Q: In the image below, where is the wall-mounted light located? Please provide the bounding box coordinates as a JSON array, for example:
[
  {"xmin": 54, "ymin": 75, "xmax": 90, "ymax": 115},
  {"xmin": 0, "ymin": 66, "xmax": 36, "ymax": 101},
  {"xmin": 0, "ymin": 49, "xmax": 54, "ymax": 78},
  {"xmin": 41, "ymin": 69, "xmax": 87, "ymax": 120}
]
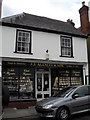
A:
[{"xmin": 45, "ymin": 50, "xmax": 49, "ymax": 60}]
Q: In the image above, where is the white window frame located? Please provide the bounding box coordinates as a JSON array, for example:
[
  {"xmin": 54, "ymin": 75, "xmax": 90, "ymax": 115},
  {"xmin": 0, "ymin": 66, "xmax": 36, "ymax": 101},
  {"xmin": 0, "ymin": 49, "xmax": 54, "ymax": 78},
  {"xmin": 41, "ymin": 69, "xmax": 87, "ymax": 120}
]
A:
[
  {"xmin": 16, "ymin": 30, "xmax": 31, "ymax": 54},
  {"xmin": 61, "ymin": 36, "xmax": 73, "ymax": 57}
]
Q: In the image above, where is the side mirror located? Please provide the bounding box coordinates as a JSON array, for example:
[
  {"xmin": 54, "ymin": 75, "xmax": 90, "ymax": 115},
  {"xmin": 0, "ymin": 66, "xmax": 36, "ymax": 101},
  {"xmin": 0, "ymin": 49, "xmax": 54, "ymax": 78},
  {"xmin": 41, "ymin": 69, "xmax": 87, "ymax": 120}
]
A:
[{"xmin": 72, "ymin": 93, "xmax": 79, "ymax": 99}]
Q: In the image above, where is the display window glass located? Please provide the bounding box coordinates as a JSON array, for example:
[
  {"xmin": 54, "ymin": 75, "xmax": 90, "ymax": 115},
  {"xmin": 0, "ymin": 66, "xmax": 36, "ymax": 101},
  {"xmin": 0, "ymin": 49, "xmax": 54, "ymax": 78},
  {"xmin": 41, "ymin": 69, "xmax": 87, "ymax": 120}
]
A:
[
  {"xmin": 51, "ymin": 67, "xmax": 83, "ymax": 96},
  {"xmin": 2, "ymin": 65, "xmax": 35, "ymax": 100}
]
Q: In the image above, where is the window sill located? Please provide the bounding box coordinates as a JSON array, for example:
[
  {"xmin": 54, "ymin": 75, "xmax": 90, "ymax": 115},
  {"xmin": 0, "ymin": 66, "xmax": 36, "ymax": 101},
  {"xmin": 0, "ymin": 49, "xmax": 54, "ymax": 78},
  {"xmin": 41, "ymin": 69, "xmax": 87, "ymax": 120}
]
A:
[
  {"xmin": 59, "ymin": 55, "xmax": 74, "ymax": 58},
  {"xmin": 14, "ymin": 51, "xmax": 33, "ymax": 55}
]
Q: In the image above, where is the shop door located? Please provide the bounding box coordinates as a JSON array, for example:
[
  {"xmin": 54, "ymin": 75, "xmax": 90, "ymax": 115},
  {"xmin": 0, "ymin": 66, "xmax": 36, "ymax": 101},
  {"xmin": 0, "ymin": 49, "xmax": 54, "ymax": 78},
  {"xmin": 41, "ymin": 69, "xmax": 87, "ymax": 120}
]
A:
[{"xmin": 35, "ymin": 72, "xmax": 51, "ymax": 100}]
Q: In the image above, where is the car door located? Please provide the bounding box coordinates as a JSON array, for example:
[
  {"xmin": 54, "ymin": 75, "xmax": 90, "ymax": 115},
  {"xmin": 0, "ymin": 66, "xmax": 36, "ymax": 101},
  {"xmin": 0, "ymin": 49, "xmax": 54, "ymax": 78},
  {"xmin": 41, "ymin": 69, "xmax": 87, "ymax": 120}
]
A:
[{"xmin": 70, "ymin": 86, "xmax": 88, "ymax": 114}]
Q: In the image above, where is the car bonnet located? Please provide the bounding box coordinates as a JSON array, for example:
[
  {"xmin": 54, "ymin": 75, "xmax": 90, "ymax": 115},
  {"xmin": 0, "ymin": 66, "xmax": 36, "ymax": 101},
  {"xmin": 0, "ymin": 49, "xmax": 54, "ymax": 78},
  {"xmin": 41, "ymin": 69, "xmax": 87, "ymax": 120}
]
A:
[{"xmin": 36, "ymin": 97, "xmax": 64, "ymax": 107}]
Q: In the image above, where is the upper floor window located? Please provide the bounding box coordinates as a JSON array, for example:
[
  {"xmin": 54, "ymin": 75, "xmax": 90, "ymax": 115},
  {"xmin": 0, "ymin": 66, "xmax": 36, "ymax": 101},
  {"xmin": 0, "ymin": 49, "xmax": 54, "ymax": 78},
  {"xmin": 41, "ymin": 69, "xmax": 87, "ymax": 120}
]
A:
[
  {"xmin": 16, "ymin": 30, "xmax": 31, "ymax": 54},
  {"xmin": 60, "ymin": 36, "xmax": 73, "ymax": 57}
]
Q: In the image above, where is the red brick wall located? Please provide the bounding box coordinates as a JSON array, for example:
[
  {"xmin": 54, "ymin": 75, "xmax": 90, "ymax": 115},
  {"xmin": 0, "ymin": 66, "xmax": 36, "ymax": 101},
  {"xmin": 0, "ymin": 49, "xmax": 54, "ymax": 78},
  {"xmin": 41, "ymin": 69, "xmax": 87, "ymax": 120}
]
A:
[
  {"xmin": 79, "ymin": 5, "xmax": 89, "ymax": 34},
  {"xmin": 0, "ymin": 3, "xmax": 1, "ymax": 18},
  {"xmin": 0, "ymin": 0, "xmax": 2, "ymax": 18},
  {"xmin": 4, "ymin": 100, "xmax": 37, "ymax": 108}
]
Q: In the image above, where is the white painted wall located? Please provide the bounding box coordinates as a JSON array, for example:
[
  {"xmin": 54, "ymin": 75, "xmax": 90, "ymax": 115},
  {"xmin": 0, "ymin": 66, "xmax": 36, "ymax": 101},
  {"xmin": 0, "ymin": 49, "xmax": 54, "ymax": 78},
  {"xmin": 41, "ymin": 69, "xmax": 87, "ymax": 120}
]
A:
[
  {"xmin": 1, "ymin": 26, "xmax": 88, "ymax": 63},
  {"xmin": 0, "ymin": 26, "xmax": 2, "ymax": 57},
  {"xmin": 0, "ymin": 26, "xmax": 2, "ymax": 78}
]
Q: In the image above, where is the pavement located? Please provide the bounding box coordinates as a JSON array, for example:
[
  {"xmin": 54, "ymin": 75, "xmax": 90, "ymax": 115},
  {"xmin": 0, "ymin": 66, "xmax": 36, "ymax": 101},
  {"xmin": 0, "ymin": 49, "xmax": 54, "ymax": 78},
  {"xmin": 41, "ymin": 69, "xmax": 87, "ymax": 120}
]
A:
[
  {"xmin": 2, "ymin": 107, "xmax": 90, "ymax": 120},
  {"xmin": 2, "ymin": 106, "xmax": 39, "ymax": 119}
]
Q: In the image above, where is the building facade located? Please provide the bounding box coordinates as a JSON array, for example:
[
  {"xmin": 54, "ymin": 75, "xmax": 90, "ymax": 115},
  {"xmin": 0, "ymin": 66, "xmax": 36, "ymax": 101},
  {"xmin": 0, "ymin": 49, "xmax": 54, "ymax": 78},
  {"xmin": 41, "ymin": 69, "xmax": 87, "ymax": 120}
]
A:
[{"xmin": 0, "ymin": 13, "xmax": 88, "ymax": 107}]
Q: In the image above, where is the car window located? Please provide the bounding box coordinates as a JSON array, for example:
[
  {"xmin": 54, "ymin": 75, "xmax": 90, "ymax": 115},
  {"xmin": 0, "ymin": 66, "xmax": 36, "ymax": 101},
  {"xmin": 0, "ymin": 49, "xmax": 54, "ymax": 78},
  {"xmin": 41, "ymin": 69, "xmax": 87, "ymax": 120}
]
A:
[
  {"xmin": 74, "ymin": 86, "xmax": 88, "ymax": 97},
  {"xmin": 53, "ymin": 87, "xmax": 76, "ymax": 97}
]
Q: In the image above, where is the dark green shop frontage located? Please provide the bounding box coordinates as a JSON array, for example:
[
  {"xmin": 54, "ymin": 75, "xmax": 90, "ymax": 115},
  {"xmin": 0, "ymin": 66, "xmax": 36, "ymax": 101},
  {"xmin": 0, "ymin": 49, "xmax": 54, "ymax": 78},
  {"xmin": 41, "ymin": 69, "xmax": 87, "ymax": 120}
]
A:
[{"xmin": 2, "ymin": 61, "xmax": 83, "ymax": 107}]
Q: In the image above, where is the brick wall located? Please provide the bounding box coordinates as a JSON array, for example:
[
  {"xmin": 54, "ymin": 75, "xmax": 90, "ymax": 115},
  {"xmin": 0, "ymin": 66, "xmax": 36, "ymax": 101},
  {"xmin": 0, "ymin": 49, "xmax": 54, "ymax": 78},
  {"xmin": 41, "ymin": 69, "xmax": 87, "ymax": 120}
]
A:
[
  {"xmin": 3, "ymin": 100, "xmax": 37, "ymax": 108},
  {"xmin": 79, "ymin": 2, "xmax": 89, "ymax": 34}
]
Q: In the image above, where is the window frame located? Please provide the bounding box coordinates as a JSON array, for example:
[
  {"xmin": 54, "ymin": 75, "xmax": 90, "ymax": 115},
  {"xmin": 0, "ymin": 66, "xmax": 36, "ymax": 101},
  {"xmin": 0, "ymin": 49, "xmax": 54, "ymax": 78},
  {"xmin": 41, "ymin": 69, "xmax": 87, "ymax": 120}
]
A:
[
  {"xmin": 15, "ymin": 29, "xmax": 32, "ymax": 54},
  {"xmin": 60, "ymin": 36, "xmax": 73, "ymax": 58},
  {"xmin": 74, "ymin": 86, "xmax": 88, "ymax": 98}
]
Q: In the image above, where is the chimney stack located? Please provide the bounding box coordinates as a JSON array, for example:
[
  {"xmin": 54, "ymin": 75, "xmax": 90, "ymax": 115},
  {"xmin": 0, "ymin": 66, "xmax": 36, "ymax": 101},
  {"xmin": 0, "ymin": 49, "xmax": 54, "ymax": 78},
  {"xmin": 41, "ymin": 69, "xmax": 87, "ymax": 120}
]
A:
[
  {"xmin": 0, "ymin": 0, "xmax": 2, "ymax": 18},
  {"xmin": 67, "ymin": 19, "xmax": 75, "ymax": 27},
  {"xmin": 79, "ymin": 1, "xmax": 89, "ymax": 34}
]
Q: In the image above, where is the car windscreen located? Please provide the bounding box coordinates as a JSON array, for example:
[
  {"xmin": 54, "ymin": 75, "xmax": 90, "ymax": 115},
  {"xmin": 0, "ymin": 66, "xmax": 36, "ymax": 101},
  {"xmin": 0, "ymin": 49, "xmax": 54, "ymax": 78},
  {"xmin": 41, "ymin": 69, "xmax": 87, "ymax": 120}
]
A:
[{"xmin": 53, "ymin": 87, "xmax": 76, "ymax": 97}]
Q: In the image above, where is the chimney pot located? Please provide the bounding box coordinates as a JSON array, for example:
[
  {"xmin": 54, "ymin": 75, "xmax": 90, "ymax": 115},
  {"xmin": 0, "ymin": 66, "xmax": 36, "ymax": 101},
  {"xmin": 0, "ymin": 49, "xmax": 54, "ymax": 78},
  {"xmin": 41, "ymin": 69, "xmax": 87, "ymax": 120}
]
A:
[
  {"xmin": 82, "ymin": 1, "xmax": 85, "ymax": 7},
  {"xmin": 67, "ymin": 19, "xmax": 75, "ymax": 27}
]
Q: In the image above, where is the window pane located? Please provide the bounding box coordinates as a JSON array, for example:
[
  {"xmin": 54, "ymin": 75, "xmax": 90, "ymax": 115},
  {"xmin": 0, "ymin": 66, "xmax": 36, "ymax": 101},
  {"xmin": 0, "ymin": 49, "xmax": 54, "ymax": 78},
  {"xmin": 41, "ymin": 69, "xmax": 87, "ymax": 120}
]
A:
[
  {"xmin": 18, "ymin": 37, "xmax": 22, "ymax": 42},
  {"xmin": 75, "ymin": 86, "xmax": 88, "ymax": 97},
  {"xmin": 17, "ymin": 42, "xmax": 22, "ymax": 47},
  {"xmin": 22, "ymin": 37, "xmax": 26, "ymax": 42},
  {"xmin": 68, "ymin": 48, "xmax": 71, "ymax": 56},
  {"xmin": 61, "ymin": 36, "xmax": 72, "ymax": 57},
  {"xmin": 37, "ymin": 73, "xmax": 42, "ymax": 91},
  {"xmin": 25, "ymin": 47, "xmax": 29, "ymax": 52},
  {"xmin": 18, "ymin": 31, "xmax": 23, "ymax": 36},
  {"xmin": 16, "ymin": 30, "xmax": 31, "ymax": 53},
  {"xmin": 17, "ymin": 47, "xmax": 22, "ymax": 52},
  {"xmin": 44, "ymin": 74, "xmax": 49, "ymax": 91}
]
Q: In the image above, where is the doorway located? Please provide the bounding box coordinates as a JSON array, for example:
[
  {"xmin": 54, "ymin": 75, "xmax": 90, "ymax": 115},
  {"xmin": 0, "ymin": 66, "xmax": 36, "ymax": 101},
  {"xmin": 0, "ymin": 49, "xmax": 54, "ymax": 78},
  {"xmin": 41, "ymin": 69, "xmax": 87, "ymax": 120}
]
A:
[{"xmin": 35, "ymin": 71, "xmax": 51, "ymax": 100}]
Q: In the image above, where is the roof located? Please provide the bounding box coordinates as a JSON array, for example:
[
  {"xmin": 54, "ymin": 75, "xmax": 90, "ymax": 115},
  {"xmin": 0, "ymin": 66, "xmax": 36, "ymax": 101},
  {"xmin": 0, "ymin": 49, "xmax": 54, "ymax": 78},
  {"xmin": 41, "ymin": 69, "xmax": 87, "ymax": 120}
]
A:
[{"xmin": 1, "ymin": 12, "xmax": 86, "ymax": 38}]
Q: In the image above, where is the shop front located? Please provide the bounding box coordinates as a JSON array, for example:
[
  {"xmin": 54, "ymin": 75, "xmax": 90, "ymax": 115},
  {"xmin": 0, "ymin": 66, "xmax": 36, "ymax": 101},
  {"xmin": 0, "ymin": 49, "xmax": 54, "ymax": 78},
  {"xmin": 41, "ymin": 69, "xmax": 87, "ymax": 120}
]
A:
[{"xmin": 2, "ymin": 61, "xmax": 83, "ymax": 107}]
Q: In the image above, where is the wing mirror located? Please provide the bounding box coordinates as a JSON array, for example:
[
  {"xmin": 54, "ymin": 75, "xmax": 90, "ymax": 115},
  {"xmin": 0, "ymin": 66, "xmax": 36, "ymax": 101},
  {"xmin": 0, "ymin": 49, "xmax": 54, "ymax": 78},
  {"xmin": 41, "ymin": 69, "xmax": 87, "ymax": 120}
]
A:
[{"xmin": 72, "ymin": 93, "xmax": 79, "ymax": 99}]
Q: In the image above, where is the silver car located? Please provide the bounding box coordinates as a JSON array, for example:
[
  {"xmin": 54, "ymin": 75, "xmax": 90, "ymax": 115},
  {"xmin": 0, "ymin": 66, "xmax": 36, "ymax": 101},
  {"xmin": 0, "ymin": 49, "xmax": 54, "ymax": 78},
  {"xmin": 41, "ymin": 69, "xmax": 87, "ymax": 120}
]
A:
[{"xmin": 35, "ymin": 85, "xmax": 90, "ymax": 120}]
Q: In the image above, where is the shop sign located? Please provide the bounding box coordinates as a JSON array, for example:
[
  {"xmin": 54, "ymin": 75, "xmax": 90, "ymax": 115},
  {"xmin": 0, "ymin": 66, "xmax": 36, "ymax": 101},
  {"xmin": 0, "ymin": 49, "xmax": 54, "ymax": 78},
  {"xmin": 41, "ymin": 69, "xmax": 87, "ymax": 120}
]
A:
[{"xmin": 5, "ymin": 61, "xmax": 82, "ymax": 69}]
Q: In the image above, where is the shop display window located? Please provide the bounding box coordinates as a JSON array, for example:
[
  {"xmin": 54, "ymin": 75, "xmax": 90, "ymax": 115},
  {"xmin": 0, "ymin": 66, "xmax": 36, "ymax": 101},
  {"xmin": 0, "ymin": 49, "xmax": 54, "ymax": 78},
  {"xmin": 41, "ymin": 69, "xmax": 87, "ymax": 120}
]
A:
[
  {"xmin": 51, "ymin": 68, "xmax": 83, "ymax": 96},
  {"xmin": 2, "ymin": 66, "xmax": 34, "ymax": 100},
  {"xmin": 19, "ymin": 76, "xmax": 34, "ymax": 99}
]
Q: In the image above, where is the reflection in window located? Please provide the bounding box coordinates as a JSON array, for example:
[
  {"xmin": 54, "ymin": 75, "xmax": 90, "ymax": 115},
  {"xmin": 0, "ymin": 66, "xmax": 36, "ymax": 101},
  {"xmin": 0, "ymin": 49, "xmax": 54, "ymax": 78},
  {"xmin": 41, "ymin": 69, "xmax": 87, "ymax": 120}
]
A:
[
  {"xmin": 74, "ymin": 86, "xmax": 88, "ymax": 97},
  {"xmin": 19, "ymin": 76, "xmax": 33, "ymax": 99},
  {"xmin": 37, "ymin": 73, "xmax": 42, "ymax": 91},
  {"xmin": 44, "ymin": 74, "xmax": 49, "ymax": 91},
  {"xmin": 54, "ymin": 77, "xmax": 58, "ymax": 89},
  {"xmin": 51, "ymin": 68, "xmax": 83, "ymax": 96},
  {"xmin": 59, "ymin": 77, "xmax": 70, "ymax": 88},
  {"xmin": 52, "ymin": 77, "xmax": 59, "ymax": 96}
]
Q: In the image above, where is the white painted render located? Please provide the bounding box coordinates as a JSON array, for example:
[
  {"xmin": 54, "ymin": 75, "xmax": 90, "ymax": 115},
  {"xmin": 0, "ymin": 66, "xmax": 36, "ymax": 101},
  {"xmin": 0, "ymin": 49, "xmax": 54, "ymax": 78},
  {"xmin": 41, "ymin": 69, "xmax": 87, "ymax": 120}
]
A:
[
  {"xmin": 0, "ymin": 25, "xmax": 2, "ymax": 57},
  {"xmin": 0, "ymin": 26, "xmax": 2, "ymax": 78},
  {"xmin": 1, "ymin": 26, "xmax": 88, "ymax": 64}
]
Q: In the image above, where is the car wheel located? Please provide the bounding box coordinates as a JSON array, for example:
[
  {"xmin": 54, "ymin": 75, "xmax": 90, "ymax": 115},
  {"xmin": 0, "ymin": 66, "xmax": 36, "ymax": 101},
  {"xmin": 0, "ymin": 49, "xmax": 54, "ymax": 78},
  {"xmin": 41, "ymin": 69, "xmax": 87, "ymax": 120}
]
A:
[{"xmin": 56, "ymin": 107, "xmax": 69, "ymax": 120}]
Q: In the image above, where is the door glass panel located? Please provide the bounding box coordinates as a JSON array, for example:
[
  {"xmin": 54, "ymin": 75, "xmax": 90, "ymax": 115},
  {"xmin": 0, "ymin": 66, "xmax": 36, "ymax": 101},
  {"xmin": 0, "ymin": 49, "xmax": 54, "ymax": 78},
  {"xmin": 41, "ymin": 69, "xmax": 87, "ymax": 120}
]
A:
[
  {"xmin": 43, "ymin": 74, "xmax": 49, "ymax": 91},
  {"xmin": 37, "ymin": 73, "xmax": 42, "ymax": 91},
  {"xmin": 44, "ymin": 94, "xmax": 49, "ymax": 98},
  {"xmin": 37, "ymin": 93, "xmax": 42, "ymax": 98}
]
